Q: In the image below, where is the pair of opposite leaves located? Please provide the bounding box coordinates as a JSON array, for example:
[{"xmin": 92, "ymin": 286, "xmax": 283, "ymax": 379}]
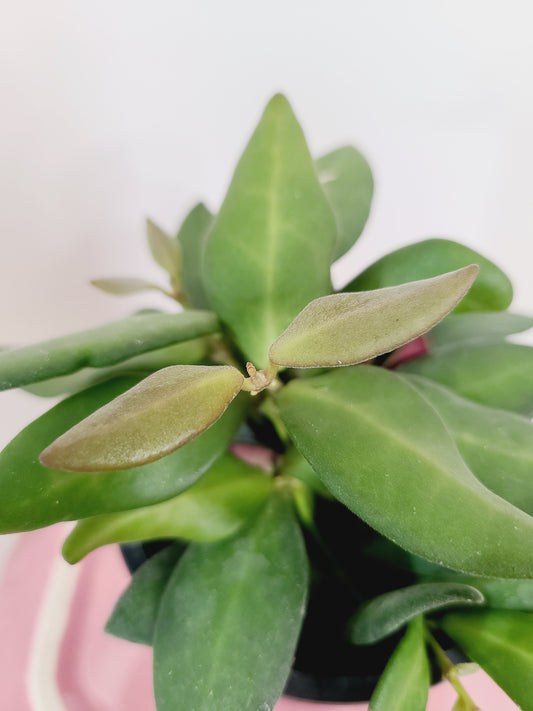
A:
[{"xmin": 40, "ymin": 265, "xmax": 478, "ymax": 473}]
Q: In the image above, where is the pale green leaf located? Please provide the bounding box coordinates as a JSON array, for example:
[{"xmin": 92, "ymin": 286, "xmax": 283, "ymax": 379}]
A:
[
  {"xmin": 146, "ymin": 218, "xmax": 181, "ymax": 283},
  {"xmin": 269, "ymin": 266, "xmax": 478, "ymax": 368},
  {"xmin": 91, "ymin": 277, "xmax": 167, "ymax": 296},
  {"xmin": 429, "ymin": 311, "xmax": 533, "ymax": 348},
  {"xmin": 40, "ymin": 365, "xmax": 244, "ymax": 471},
  {"xmin": 177, "ymin": 203, "xmax": 214, "ymax": 309}
]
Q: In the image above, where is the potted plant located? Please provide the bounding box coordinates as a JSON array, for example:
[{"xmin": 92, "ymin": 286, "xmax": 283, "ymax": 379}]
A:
[{"xmin": 1, "ymin": 94, "xmax": 533, "ymax": 711}]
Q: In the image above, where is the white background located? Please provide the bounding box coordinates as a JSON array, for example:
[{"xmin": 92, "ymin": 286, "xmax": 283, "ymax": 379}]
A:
[{"xmin": 1, "ymin": 0, "xmax": 533, "ymax": 447}]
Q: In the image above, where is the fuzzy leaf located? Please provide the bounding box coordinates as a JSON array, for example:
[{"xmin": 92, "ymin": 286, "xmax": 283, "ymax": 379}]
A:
[
  {"xmin": 441, "ymin": 610, "xmax": 533, "ymax": 710},
  {"xmin": 349, "ymin": 582, "xmax": 484, "ymax": 645},
  {"xmin": 399, "ymin": 343, "xmax": 533, "ymax": 415},
  {"xmin": 153, "ymin": 491, "xmax": 309, "ymax": 711},
  {"xmin": 146, "ymin": 219, "xmax": 181, "ymax": 283},
  {"xmin": 316, "ymin": 145, "xmax": 373, "ymax": 260},
  {"xmin": 40, "ymin": 365, "xmax": 244, "ymax": 471},
  {"xmin": 91, "ymin": 277, "xmax": 167, "ymax": 296},
  {"xmin": 204, "ymin": 94, "xmax": 337, "ymax": 367},
  {"xmin": 269, "ymin": 266, "xmax": 478, "ymax": 368},
  {"xmin": 0, "ymin": 378, "xmax": 246, "ymax": 532},
  {"xmin": 0, "ymin": 310, "xmax": 219, "ymax": 391},
  {"xmin": 63, "ymin": 454, "xmax": 273, "ymax": 562},
  {"xmin": 177, "ymin": 203, "xmax": 214, "ymax": 309},
  {"xmin": 277, "ymin": 366, "xmax": 533, "ymax": 578},
  {"xmin": 106, "ymin": 542, "xmax": 186, "ymax": 645},
  {"xmin": 428, "ymin": 311, "xmax": 533, "ymax": 348},
  {"xmin": 369, "ymin": 617, "xmax": 430, "ymax": 711}
]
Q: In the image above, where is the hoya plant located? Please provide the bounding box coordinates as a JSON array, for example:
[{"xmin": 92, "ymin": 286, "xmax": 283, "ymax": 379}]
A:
[{"xmin": 2, "ymin": 95, "xmax": 533, "ymax": 711}]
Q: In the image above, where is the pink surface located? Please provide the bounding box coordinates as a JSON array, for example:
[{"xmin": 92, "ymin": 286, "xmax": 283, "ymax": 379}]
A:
[{"xmin": 0, "ymin": 527, "xmax": 520, "ymax": 710}]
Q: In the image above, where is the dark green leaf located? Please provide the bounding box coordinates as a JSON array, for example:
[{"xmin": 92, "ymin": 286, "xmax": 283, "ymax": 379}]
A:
[
  {"xmin": 316, "ymin": 146, "xmax": 373, "ymax": 260},
  {"xmin": 345, "ymin": 238, "xmax": 512, "ymax": 313},
  {"xmin": 369, "ymin": 617, "xmax": 430, "ymax": 711},
  {"xmin": 153, "ymin": 491, "xmax": 309, "ymax": 711},
  {"xmin": 0, "ymin": 378, "xmax": 246, "ymax": 532},
  {"xmin": 441, "ymin": 610, "xmax": 533, "ymax": 710},
  {"xmin": 399, "ymin": 343, "xmax": 533, "ymax": 415},
  {"xmin": 349, "ymin": 583, "xmax": 484, "ymax": 645},
  {"xmin": 277, "ymin": 366, "xmax": 533, "ymax": 577},
  {"xmin": 177, "ymin": 203, "xmax": 214, "ymax": 309},
  {"xmin": 106, "ymin": 542, "xmax": 186, "ymax": 645},
  {"xmin": 0, "ymin": 310, "xmax": 219, "ymax": 391},
  {"xmin": 428, "ymin": 311, "xmax": 533, "ymax": 348},
  {"xmin": 204, "ymin": 94, "xmax": 337, "ymax": 367},
  {"xmin": 63, "ymin": 454, "xmax": 273, "ymax": 562}
]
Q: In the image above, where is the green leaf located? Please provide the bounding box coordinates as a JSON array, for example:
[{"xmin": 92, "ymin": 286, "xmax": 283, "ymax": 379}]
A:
[
  {"xmin": 204, "ymin": 94, "xmax": 337, "ymax": 367},
  {"xmin": 269, "ymin": 266, "xmax": 478, "ymax": 368},
  {"xmin": 40, "ymin": 365, "xmax": 244, "ymax": 471},
  {"xmin": 281, "ymin": 446, "xmax": 333, "ymax": 499},
  {"xmin": 0, "ymin": 377, "xmax": 246, "ymax": 532},
  {"xmin": 106, "ymin": 542, "xmax": 186, "ymax": 645},
  {"xmin": 146, "ymin": 218, "xmax": 181, "ymax": 286},
  {"xmin": 428, "ymin": 311, "xmax": 533, "ymax": 348},
  {"xmin": 399, "ymin": 343, "xmax": 533, "ymax": 415},
  {"xmin": 153, "ymin": 490, "xmax": 309, "ymax": 711},
  {"xmin": 349, "ymin": 583, "xmax": 484, "ymax": 645},
  {"xmin": 369, "ymin": 617, "xmax": 430, "ymax": 711},
  {"xmin": 177, "ymin": 203, "xmax": 214, "ymax": 309},
  {"xmin": 441, "ymin": 610, "xmax": 533, "ymax": 710},
  {"xmin": 316, "ymin": 145, "xmax": 373, "ymax": 260},
  {"xmin": 0, "ymin": 310, "xmax": 219, "ymax": 391},
  {"xmin": 91, "ymin": 277, "xmax": 167, "ymax": 296},
  {"xmin": 277, "ymin": 366, "xmax": 533, "ymax": 577},
  {"xmin": 345, "ymin": 238, "xmax": 513, "ymax": 313},
  {"xmin": 406, "ymin": 375, "xmax": 533, "ymax": 515},
  {"xmin": 62, "ymin": 454, "xmax": 273, "ymax": 563}
]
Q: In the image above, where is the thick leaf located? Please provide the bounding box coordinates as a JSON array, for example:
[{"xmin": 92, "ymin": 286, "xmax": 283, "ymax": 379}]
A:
[
  {"xmin": 40, "ymin": 365, "xmax": 244, "ymax": 471},
  {"xmin": 153, "ymin": 491, "xmax": 309, "ymax": 711},
  {"xmin": 146, "ymin": 218, "xmax": 181, "ymax": 286},
  {"xmin": 204, "ymin": 94, "xmax": 337, "ymax": 367},
  {"xmin": 91, "ymin": 277, "xmax": 167, "ymax": 296},
  {"xmin": 0, "ymin": 377, "xmax": 245, "ymax": 532},
  {"xmin": 269, "ymin": 266, "xmax": 478, "ymax": 368},
  {"xmin": 316, "ymin": 146, "xmax": 373, "ymax": 260},
  {"xmin": 428, "ymin": 311, "xmax": 533, "ymax": 348},
  {"xmin": 369, "ymin": 617, "xmax": 430, "ymax": 711},
  {"xmin": 406, "ymin": 375, "xmax": 533, "ymax": 515},
  {"xmin": 0, "ymin": 310, "xmax": 219, "ymax": 391},
  {"xmin": 399, "ymin": 343, "xmax": 533, "ymax": 415},
  {"xmin": 106, "ymin": 542, "xmax": 186, "ymax": 645},
  {"xmin": 177, "ymin": 203, "xmax": 214, "ymax": 309},
  {"xmin": 345, "ymin": 238, "xmax": 513, "ymax": 313},
  {"xmin": 63, "ymin": 454, "xmax": 273, "ymax": 562},
  {"xmin": 277, "ymin": 366, "xmax": 533, "ymax": 577},
  {"xmin": 349, "ymin": 583, "xmax": 484, "ymax": 645},
  {"xmin": 441, "ymin": 610, "xmax": 533, "ymax": 710},
  {"xmin": 281, "ymin": 446, "xmax": 333, "ymax": 499}
]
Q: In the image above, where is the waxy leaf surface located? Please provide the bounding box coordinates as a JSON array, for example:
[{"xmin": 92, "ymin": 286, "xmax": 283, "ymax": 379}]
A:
[
  {"xmin": 441, "ymin": 610, "xmax": 533, "ymax": 710},
  {"xmin": 0, "ymin": 377, "xmax": 245, "ymax": 532},
  {"xmin": 369, "ymin": 617, "xmax": 429, "ymax": 711},
  {"xmin": 346, "ymin": 238, "xmax": 512, "ymax": 312},
  {"xmin": 269, "ymin": 266, "xmax": 478, "ymax": 368},
  {"xmin": 277, "ymin": 366, "xmax": 533, "ymax": 577},
  {"xmin": 177, "ymin": 203, "xmax": 214, "ymax": 309},
  {"xmin": 0, "ymin": 310, "xmax": 218, "ymax": 391},
  {"xmin": 106, "ymin": 542, "xmax": 186, "ymax": 645},
  {"xmin": 399, "ymin": 342, "xmax": 533, "ymax": 415},
  {"xmin": 428, "ymin": 311, "xmax": 533, "ymax": 348},
  {"xmin": 63, "ymin": 454, "xmax": 273, "ymax": 562},
  {"xmin": 40, "ymin": 365, "xmax": 244, "ymax": 471},
  {"xmin": 204, "ymin": 94, "xmax": 337, "ymax": 367},
  {"xmin": 349, "ymin": 582, "xmax": 484, "ymax": 645},
  {"xmin": 316, "ymin": 146, "xmax": 373, "ymax": 260},
  {"xmin": 153, "ymin": 492, "xmax": 309, "ymax": 711}
]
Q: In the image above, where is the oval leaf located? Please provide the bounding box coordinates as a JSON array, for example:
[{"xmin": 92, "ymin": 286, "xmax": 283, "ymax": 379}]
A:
[
  {"xmin": 345, "ymin": 238, "xmax": 512, "ymax": 313},
  {"xmin": 399, "ymin": 342, "xmax": 533, "ymax": 416},
  {"xmin": 153, "ymin": 491, "xmax": 309, "ymax": 711},
  {"xmin": 91, "ymin": 277, "xmax": 167, "ymax": 296},
  {"xmin": 0, "ymin": 310, "xmax": 219, "ymax": 391},
  {"xmin": 204, "ymin": 94, "xmax": 337, "ymax": 367},
  {"xmin": 369, "ymin": 617, "xmax": 430, "ymax": 711},
  {"xmin": 0, "ymin": 378, "xmax": 246, "ymax": 532},
  {"xmin": 40, "ymin": 365, "xmax": 244, "ymax": 471},
  {"xmin": 177, "ymin": 203, "xmax": 214, "ymax": 309},
  {"xmin": 428, "ymin": 311, "xmax": 533, "ymax": 348},
  {"xmin": 277, "ymin": 366, "xmax": 533, "ymax": 578},
  {"xmin": 316, "ymin": 145, "xmax": 373, "ymax": 260},
  {"xmin": 441, "ymin": 610, "xmax": 533, "ymax": 710},
  {"xmin": 146, "ymin": 218, "xmax": 181, "ymax": 283},
  {"xmin": 62, "ymin": 454, "xmax": 273, "ymax": 562},
  {"xmin": 349, "ymin": 583, "xmax": 484, "ymax": 645},
  {"xmin": 269, "ymin": 266, "xmax": 478, "ymax": 368}
]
